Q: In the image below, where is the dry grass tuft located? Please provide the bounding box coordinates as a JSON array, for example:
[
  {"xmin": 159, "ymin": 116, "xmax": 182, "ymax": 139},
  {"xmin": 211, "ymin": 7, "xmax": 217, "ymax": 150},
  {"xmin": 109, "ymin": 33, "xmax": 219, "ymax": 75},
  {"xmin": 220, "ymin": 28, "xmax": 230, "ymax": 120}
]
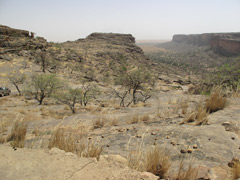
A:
[
  {"xmin": 128, "ymin": 146, "xmax": 171, "ymax": 178},
  {"xmin": 140, "ymin": 114, "xmax": 151, "ymax": 123},
  {"xmin": 181, "ymin": 102, "xmax": 208, "ymax": 126},
  {"xmin": 93, "ymin": 116, "xmax": 107, "ymax": 129},
  {"xmin": 48, "ymin": 128, "xmax": 102, "ymax": 160},
  {"xmin": 109, "ymin": 118, "xmax": 119, "ymax": 126},
  {"xmin": 128, "ymin": 114, "xmax": 151, "ymax": 124},
  {"xmin": 206, "ymin": 88, "xmax": 226, "ymax": 113},
  {"xmin": 174, "ymin": 159, "xmax": 198, "ymax": 180},
  {"xmin": 194, "ymin": 105, "xmax": 209, "ymax": 126},
  {"xmin": 128, "ymin": 114, "xmax": 139, "ymax": 124},
  {"xmin": 84, "ymin": 141, "xmax": 103, "ymax": 161},
  {"xmin": 144, "ymin": 146, "xmax": 171, "ymax": 178},
  {"xmin": 7, "ymin": 121, "xmax": 27, "ymax": 148},
  {"xmin": 229, "ymin": 158, "xmax": 240, "ymax": 179},
  {"xmin": 0, "ymin": 137, "xmax": 5, "ymax": 144}
]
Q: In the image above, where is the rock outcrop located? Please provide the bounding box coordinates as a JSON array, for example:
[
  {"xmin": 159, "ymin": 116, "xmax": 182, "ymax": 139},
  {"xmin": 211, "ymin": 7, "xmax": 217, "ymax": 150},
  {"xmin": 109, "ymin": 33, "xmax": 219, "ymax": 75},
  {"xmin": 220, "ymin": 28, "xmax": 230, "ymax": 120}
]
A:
[
  {"xmin": 0, "ymin": 25, "xmax": 48, "ymax": 54},
  {"xmin": 172, "ymin": 33, "xmax": 240, "ymax": 56}
]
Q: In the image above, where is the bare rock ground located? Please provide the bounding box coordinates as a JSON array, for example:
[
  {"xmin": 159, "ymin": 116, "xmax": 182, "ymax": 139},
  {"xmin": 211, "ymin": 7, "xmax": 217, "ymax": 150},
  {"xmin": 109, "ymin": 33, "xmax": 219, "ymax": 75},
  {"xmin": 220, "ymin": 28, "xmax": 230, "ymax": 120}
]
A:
[{"xmin": 0, "ymin": 144, "xmax": 158, "ymax": 180}]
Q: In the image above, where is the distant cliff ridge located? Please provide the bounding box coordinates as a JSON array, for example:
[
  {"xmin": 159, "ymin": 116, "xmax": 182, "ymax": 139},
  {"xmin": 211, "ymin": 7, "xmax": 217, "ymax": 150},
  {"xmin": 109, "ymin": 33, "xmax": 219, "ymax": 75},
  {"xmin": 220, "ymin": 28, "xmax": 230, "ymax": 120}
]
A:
[{"xmin": 172, "ymin": 33, "xmax": 240, "ymax": 56}]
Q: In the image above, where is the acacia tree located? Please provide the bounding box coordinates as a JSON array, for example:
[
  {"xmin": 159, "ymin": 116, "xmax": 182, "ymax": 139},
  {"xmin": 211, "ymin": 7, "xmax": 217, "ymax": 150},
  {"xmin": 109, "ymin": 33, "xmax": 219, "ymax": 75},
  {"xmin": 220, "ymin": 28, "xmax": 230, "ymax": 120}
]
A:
[
  {"xmin": 54, "ymin": 88, "xmax": 82, "ymax": 114},
  {"xmin": 8, "ymin": 71, "xmax": 26, "ymax": 95},
  {"xmin": 31, "ymin": 74, "xmax": 61, "ymax": 105},
  {"xmin": 113, "ymin": 68, "xmax": 155, "ymax": 107}
]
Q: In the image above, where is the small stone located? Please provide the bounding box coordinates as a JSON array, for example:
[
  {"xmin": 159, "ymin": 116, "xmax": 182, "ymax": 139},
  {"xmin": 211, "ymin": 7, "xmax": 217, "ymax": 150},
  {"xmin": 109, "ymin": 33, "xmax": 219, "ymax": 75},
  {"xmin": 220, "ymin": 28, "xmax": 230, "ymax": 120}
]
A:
[
  {"xmin": 170, "ymin": 140, "xmax": 175, "ymax": 145},
  {"xmin": 166, "ymin": 136, "xmax": 169, "ymax": 139},
  {"xmin": 88, "ymin": 137, "xmax": 92, "ymax": 140},
  {"xmin": 222, "ymin": 122, "xmax": 230, "ymax": 126},
  {"xmin": 151, "ymin": 132, "xmax": 156, "ymax": 135},
  {"xmin": 231, "ymin": 137, "xmax": 235, "ymax": 140},
  {"xmin": 107, "ymin": 145, "xmax": 110, "ymax": 147},
  {"xmin": 180, "ymin": 149, "xmax": 187, "ymax": 153},
  {"xmin": 101, "ymin": 135, "xmax": 104, "ymax": 138},
  {"xmin": 193, "ymin": 145, "xmax": 198, "ymax": 149},
  {"xmin": 187, "ymin": 149, "xmax": 193, "ymax": 153},
  {"xmin": 136, "ymin": 135, "xmax": 142, "ymax": 138}
]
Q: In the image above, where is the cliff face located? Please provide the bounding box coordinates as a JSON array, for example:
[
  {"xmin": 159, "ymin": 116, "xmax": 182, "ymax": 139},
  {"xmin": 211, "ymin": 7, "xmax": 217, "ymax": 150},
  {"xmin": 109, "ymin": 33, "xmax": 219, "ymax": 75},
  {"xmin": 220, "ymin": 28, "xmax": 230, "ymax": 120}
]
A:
[
  {"xmin": 211, "ymin": 36, "xmax": 240, "ymax": 56},
  {"xmin": 0, "ymin": 25, "xmax": 47, "ymax": 53},
  {"xmin": 172, "ymin": 34, "xmax": 213, "ymax": 46},
  {"xmin": 172, "ymin": 33, "xmax": 240, "ymax": 56}
]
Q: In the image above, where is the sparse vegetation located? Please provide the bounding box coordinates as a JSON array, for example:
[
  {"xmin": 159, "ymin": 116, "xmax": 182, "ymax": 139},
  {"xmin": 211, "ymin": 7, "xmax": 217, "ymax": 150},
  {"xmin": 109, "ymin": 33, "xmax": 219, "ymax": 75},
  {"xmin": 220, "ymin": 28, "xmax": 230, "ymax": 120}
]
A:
[
  {"xmin": 54, "ymin": 88, "xmax": 82, "ymax": 114},
  {"xmin": 28, "ymin": 74, "xmax": 62, "ymax": 105},
  {"xmin": 7, "ymin": 121, "xmax": 27, "ymax": 148},
  {"xmin": 8, "ymin": 71, "xmax": 26, "ymax": 95},
  {"xmin": 231, "ymin": 160, "xmax": 240, "ymax": 179},
  {"xmin": 174, "ymin": 158, "xmax": 198, "ymax": 180},
  {"xmin": 48, "ymin": 128, "xmax": 102, "ymax": 160},
  {"xmin": 128, "ymin": 145, "xmax": 171, "ymax": 178},
  {"xmin": 113, "ymin": 68, "xmax": 155, "ymax": 107},
  {"xmin": 181, "ymin": 101, "xmax": 209, "ymax": 126},
  {"xmin": 206, "ymin": 87, "xmax": 227, "ymax": 113}
]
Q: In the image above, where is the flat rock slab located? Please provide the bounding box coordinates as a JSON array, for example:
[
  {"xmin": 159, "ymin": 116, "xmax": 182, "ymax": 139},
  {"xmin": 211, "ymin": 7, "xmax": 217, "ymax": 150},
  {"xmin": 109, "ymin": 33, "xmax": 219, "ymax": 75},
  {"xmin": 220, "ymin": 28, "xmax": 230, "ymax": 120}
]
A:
[{"xmin": 0, "ymin": 145, "xmax": 158, "ymax": 180}]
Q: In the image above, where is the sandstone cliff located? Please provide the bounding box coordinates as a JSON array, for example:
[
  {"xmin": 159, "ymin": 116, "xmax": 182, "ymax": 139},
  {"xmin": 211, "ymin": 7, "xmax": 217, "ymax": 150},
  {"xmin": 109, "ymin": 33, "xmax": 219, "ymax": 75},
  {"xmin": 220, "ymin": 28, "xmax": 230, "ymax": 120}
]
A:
[{"xmin": 172, "ymin": 33, "xmax": 240, "ymax": 56}]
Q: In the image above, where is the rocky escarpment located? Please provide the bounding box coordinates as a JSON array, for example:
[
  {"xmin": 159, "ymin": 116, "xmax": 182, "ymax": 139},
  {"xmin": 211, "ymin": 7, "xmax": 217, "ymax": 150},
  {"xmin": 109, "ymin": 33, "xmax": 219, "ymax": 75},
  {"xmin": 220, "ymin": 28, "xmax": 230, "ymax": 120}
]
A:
[
  {"xmin": 0, "ymin": 25, "xmax": 48, "ymax": 51},
  {"xmin": 0, "ymin": 25, "xmax": 48, "ymax": 61},
  {"xmin": 172, "ymin": 33, "xmax": 240, "ymax": 56}
]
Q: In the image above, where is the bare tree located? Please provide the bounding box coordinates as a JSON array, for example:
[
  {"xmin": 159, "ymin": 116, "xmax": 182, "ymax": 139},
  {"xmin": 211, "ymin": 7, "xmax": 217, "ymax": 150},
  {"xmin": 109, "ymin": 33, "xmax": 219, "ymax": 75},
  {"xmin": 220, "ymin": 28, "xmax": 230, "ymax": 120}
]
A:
[{"xmin": 8, "ymin": 71, "xmax": 26, "ymax": 95}]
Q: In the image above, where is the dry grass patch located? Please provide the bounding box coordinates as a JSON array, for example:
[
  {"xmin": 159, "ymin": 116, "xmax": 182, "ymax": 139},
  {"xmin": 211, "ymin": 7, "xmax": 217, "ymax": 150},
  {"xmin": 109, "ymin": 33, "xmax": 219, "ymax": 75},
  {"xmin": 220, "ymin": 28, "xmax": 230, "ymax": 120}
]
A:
[
  {"xmin": 128, "ymin": 114, "xmax": 139, "ymax": 124},
  {"xmin": 174, "ymin": 159, "xmax": 198, "ymax": 180},
  {"xmin": 206, "ymin": 88, "xmax": 227, "ymax": 113},
  {"xmin": 229, "ymin": 158, "xmax": 240, "ymax": 179},
  {"xmin": 7, "ymin": 121, "xmax": 27, "ymax": 148},
  {"xmin": 93, "ymin": 116, "xmax": 107, "ymax": 129},
  {"xmin": 181, "ymin": 103, "xmax": 208, "ymax": 126},
  {"xmin": 109, "ymin": 118, "xmax": 119, "ymax": 126},
  {"xmin": 140, "ymin": 114, "xmax": 151, "ymax": 123},
  {"xmin": 128, "ymin": 114, "xmax": 151, "ymax": 124},
  {"xmin": 128, "ymin": 146, "xmax": 171, "ymax": 179},
  {"xmin": 48, "ymin": 128, "xmax": 102, "ymax": 160}
]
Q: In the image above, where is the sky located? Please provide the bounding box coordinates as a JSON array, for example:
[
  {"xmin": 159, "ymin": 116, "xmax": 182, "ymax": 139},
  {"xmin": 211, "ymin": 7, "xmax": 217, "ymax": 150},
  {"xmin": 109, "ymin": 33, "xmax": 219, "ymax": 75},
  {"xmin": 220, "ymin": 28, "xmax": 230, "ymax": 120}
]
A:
[{"xmin": 0, "ymin": 0, "xmax": 240, "ymax": 42}]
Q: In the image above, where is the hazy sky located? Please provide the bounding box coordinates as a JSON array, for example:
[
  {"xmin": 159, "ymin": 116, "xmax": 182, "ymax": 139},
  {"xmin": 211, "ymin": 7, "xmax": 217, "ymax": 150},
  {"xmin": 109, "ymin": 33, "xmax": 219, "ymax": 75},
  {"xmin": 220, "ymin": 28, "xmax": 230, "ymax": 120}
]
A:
[{"xmin": 0, "ymin": 0, "xmax": 239, "ymax": 42}]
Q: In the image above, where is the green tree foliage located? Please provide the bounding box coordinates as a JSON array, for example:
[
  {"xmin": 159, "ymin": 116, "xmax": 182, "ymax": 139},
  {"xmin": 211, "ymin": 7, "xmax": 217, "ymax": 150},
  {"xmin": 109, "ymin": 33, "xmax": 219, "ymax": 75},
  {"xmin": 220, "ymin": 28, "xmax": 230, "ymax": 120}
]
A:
[
  {"xmin": 204, "ymin": 57, "xmax": 240, "ymax": 91},
  {"xmin": 54, "ymin": 83, "xmax": 99, "ymax": 113},
  {"xmin": 113, "ymin": 67, "xmax": 155, "ymax": 107},
  {"xmin": 54, "ymin": 88, "xmax": 82, "ymax": 114},
  {"xmin": 30, "ymin": 74, "xmax": 62, "ymax": 105}
]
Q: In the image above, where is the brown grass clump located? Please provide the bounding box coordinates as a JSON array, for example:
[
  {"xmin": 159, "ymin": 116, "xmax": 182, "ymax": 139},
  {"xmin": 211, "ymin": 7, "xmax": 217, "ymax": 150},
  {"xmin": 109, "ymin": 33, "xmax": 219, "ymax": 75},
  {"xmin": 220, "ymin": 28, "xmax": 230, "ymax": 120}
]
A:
[
  {"xmin": 0, "ymin": 137, "xmax": 5, "ymax": 144},
  {"xmin": 7, "ymin": 121, "xmax": 27, "ymax": 148},
  {"xmin": 84, "ymin": 141, "xmax": 102, "ymax": 161},
  {"xmin": 206, "ymin": 88, "xmax": 226, "ymax": 113},
  {"xmin": 174, "ymin": 159, "xmax": 198, "ymax": 180},
  {"xmin": 48, "ymin": 128, "xmax": 78, "ymax": 153},
  {"xmin": 144, "ymin": 146, "xmax": 171, "ymax": 178},
  {"xmin": 140, "ymin": 114, "xmax": 151, "ymax": 123},
  {"xmin": 48, "ymin": 128, "xmax": 102, "ymax": 160},
  {"xmin": 93, "ymin": 116, "xmax": 107, "ymax": 129},
  {"xmin": 229, "ymin": 158, "xmax": 240, "ymax": 179},
  {"xmin": 128, "ymin": 146, "xmax": 171, "ymax": 178},
  {"xmin": 180, "ymin": 103, "xmax": 208, "ymax": 126},
  {"xmin": 129, "ymin": 114, "xmax": 139, "ymax": 124}
]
